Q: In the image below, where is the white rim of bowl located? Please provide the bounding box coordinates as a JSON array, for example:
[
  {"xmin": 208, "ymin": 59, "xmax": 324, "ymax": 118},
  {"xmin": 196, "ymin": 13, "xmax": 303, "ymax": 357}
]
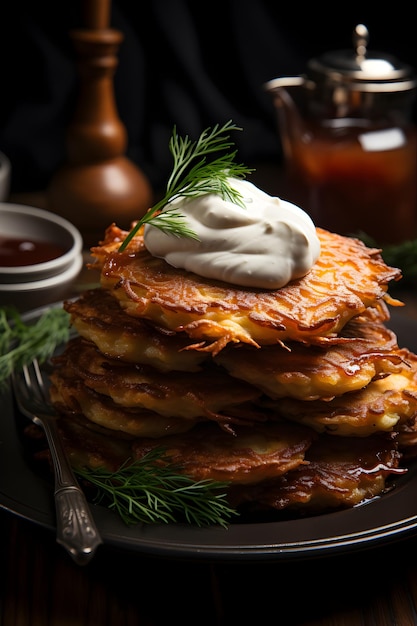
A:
[
  {"xmin": 0, "ymin": 204, "xmax": 83, "ymax": 276},
  {"xmin": 0, "ymin": 253, "xmax": 84, "ymax": 292}
]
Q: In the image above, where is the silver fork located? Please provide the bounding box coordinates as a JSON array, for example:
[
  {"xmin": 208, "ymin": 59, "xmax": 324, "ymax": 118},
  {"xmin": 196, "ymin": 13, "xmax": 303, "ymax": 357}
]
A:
[{"xmin": 12, "ymin": 358, "xmax": 103, "ymax": 565}]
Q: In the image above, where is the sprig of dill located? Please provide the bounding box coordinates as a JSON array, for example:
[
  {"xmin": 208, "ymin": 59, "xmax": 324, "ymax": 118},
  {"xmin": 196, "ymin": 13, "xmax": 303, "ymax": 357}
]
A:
[
  {"xmin": 118, "ymin": 120, "xmax": 253, "ymax": 251},
  {"xmin": 0, "ymin": 306, "xmax": 70, "ymax": 391},
  {"xmin": 75, "ymin": 450, "xmax": 238, "ymax": 528}
]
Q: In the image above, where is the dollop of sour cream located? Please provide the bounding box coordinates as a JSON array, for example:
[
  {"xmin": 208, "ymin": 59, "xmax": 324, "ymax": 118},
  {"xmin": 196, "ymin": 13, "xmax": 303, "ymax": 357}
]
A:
[{"xmin": 144, "ymin": 178, "xmax": 321, "ymax": 289}]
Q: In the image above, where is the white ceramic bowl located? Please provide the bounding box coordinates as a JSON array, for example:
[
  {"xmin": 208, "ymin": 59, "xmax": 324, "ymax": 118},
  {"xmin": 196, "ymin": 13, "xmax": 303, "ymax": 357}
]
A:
[{"xmin": 0, "ymin": 203, "xmax": 84, "ymax": 311}]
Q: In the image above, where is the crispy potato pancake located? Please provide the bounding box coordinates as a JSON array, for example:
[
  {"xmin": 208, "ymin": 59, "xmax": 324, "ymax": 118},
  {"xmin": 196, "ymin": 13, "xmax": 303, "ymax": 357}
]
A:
[
  {"xmin": 27, "ymin": 410, "xmax": 405, "ymax": 516},
  {"xmin": 58, "ymin": 415, "xmax": 133, "ymax": 472},
  {"xmin": 28, "ymin": 411, "xmax": 404, "ymax": 515},
  {"xmin": 130, "ymin": 421, "xmax": 315, "ymax": 485},
  {"xmin": 397, "ymin": 415, "xmax": 417, "ymax": 459},
  {"xmin": 41, "ymin": 415, "xmax": 315, "ymax": 486},
  {"xmin": 49, "ymin": 374, "xmax": 197, "ymax": 438},
  {"xmin": 50, "ymin": 336, "xmax": 262, "ymax": 422},
  {"xmin": 65, "ymin": 288, "xmax": 207, "ymax": 372},
  {"xmin": 264, "ymin": 349, "xmax": 417, "ymax": 436},
  {"xmin": 217, "ymin": 310, "xmax": 404, "ymax": 400},
  {"xmin": 65, "ymin": 289, "xmax": 400, "ymax": 401},
  {"xmin": 229, "ymin": 432, "xmax": 403, "ymax": 512},
  {"xmin": 90, "ymin": 224, "xmax": 402, "ymax": 353},
  {"xmin": 24, "ymin": 416, "xmax": 133, "ymax": 474}
]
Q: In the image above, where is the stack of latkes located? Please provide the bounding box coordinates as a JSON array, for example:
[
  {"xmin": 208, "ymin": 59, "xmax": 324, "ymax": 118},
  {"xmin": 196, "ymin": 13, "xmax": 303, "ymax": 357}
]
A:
[{"xmin": 48, "ymin": 224, "xmax": 417, "ymax": 517}]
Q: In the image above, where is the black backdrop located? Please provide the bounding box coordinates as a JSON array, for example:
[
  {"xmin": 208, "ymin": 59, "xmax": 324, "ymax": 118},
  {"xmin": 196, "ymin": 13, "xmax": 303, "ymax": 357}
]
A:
[{"xmin": 1, "ymin": 0, "xmax": 416, "ymax": 194}]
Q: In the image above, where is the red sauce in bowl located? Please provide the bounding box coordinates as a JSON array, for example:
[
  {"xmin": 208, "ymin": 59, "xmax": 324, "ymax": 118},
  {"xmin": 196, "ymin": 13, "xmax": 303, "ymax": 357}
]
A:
[{"xmin": 0, "ymin": 237, "xmax": 66, "ymax": 267}]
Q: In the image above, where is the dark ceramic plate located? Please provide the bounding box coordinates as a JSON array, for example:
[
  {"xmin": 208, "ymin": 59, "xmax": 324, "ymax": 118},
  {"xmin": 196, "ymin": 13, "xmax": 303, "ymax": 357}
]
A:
[{"xmin": 1, "ymin": 303, "xmax": 417, "ymax": 562}]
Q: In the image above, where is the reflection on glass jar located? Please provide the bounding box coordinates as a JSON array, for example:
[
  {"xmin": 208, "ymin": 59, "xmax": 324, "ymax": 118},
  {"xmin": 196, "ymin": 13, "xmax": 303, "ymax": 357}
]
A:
[{"xmin": 287, "ymin": 118, "xmax": 417, "ymax": 244}]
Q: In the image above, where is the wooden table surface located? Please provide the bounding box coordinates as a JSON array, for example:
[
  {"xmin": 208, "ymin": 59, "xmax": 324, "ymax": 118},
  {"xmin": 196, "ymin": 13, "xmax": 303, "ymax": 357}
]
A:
[
  {"xmin": 2, "ymin": 188, "xmax": 417, "ymax": 625},
  {"xmin": 3, "ymin": 511, "xmax": 417, "ymax": 626}
]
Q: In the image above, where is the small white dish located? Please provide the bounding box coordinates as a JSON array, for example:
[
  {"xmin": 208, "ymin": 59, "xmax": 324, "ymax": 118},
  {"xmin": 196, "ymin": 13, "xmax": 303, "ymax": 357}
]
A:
[
  {"xmin": 0, "ymin": 203, "xmax": 84, "ymax": 311},
  {"xmin": 0, "ymin": 255, "xmax": 84, "ymax": 311}
]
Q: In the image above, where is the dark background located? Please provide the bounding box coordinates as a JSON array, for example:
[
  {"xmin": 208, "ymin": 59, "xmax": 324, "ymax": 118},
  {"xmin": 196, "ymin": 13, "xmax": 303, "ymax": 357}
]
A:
[{"xmin": 1, "ymin": 0, "xmax": 416, "ymax": 194}]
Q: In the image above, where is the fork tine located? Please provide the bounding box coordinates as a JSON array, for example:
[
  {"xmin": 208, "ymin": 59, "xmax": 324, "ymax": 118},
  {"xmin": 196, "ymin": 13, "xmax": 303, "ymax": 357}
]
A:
[
  {"xmin": 22, "ymin": 363, "xmax": 34, "ymax": 399},
  {"xmin": 15, "ymin": 364, "xmax": 34, "ymax": 418},
  {"xmin": 18, "ymin": 360, "xmax": 51, "ymax": 416},
  {"xmin": 32, "ymin": 358, "xmax": 50, "ymax": 406},
  {"xmin": 22, "ymin": 362, "xmax": 31, "ymax": 389}
]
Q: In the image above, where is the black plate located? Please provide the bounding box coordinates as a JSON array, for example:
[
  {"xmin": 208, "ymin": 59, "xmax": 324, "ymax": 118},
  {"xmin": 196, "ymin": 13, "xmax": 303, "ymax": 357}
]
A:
[{"xmin": 1, "ymin": 303, "xmax": 417, "ymax": 562}]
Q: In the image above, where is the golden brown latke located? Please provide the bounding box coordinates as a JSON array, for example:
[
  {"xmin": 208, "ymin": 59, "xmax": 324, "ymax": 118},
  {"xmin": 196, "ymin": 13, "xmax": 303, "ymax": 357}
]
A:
[
  {"xmin": 65, "ymin": 289, "xmax": 207, "ymax": 372},
  {"xmin": 48, "ymin": 338, "xmax": 270, "ymax": 437},
  {"xmin": 50, "ymin": 336, "xmax": 262, "ymax": 422},
  {"xmin": 90, "ymin": 224, "xmax": 402, "ymax": 354},
  {"xmin": 397, "ymin": 413, "xmax": 417, "ymax": 460},
  {"xmin": 228, "ymin": 432, "xmax": 404, "ymax": 513},
  {"xmin": 58, "ymin": 414, "xmax": 133, "ymax": 472},
  {"xmin": 65, "ymin": 289, "xmax": 402, "ymax": 402},
  {"xmin": 49, "ymin": 375, "xmax": 196, "ymax": 438},
  {"xmin": 49, "ymin": 414, "xmax": 315, "ymax": 491},
  {"xmin": 263, "ymin": 348, "xmax": 417, "ymax": 437},
  {"xmin": 128, "ymin": 421, "xmax": 316, "ymax": 485},
  {"xmin": 27, "ymin": 409, "xmax": 404, "ymax": 516},
  {"xmin": 45, "ymin": 411, "xmax": 404, "ymax": 515},
  {"xmin": 44, "ymin": 402, "xmax": 316, "ymax": 487},
  {"xmin": 216, "ymin": 309, "xmax": 404, "ymax": 401}
]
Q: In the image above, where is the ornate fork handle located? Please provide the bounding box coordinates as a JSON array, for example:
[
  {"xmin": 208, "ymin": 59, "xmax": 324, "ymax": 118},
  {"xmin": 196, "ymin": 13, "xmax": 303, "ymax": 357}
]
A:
[{"xmin": 36, "ymin": 411, "xmax": 103, "ymax": 566}]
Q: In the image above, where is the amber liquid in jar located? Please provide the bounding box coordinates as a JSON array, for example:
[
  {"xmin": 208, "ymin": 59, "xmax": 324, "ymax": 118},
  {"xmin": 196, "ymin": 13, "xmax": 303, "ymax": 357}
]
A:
[{"xmin": 287, "ymin": 119, "xmax": 417, "ymax": 244}]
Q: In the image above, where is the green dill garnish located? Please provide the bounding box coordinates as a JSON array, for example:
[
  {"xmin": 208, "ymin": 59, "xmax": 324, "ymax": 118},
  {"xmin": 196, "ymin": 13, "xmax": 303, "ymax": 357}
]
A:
[
  {"xmin": 118, "ymin": 120, "xmax": 253, "ymax": 251},
  {"xmin": 0, "ymin": 306, "xmax": 70, "ymax": 391},
  {"xmin": 76, "ymin": 450, "xmax": 238, "ymax": 528}
]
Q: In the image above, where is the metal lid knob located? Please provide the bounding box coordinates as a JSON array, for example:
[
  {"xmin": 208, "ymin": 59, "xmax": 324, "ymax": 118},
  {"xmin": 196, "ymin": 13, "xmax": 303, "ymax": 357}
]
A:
[
  {"xmin": 307, "ymin": 24, "xmax": 416, "ymax": 92},
  {"xmin": 353, "ymin": 23, "xmax": 369, "ymax": 59}
]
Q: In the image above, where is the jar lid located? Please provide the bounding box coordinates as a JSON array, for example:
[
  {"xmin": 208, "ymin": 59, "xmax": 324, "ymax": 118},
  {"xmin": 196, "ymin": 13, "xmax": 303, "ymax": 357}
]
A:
[{"xmin": 307, "ymin": 24, "xmax": 417, "ymax": 92}]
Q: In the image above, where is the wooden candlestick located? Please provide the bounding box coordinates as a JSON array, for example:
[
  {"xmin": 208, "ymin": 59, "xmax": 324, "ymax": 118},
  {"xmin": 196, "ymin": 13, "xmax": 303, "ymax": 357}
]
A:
[
  {"xmin": 82, "ymin": 0, "xmax": 111, "ymax": 29},
  {"xmin": 47, "ymin": 2, "xmax": 153, "ymax": 247}
]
